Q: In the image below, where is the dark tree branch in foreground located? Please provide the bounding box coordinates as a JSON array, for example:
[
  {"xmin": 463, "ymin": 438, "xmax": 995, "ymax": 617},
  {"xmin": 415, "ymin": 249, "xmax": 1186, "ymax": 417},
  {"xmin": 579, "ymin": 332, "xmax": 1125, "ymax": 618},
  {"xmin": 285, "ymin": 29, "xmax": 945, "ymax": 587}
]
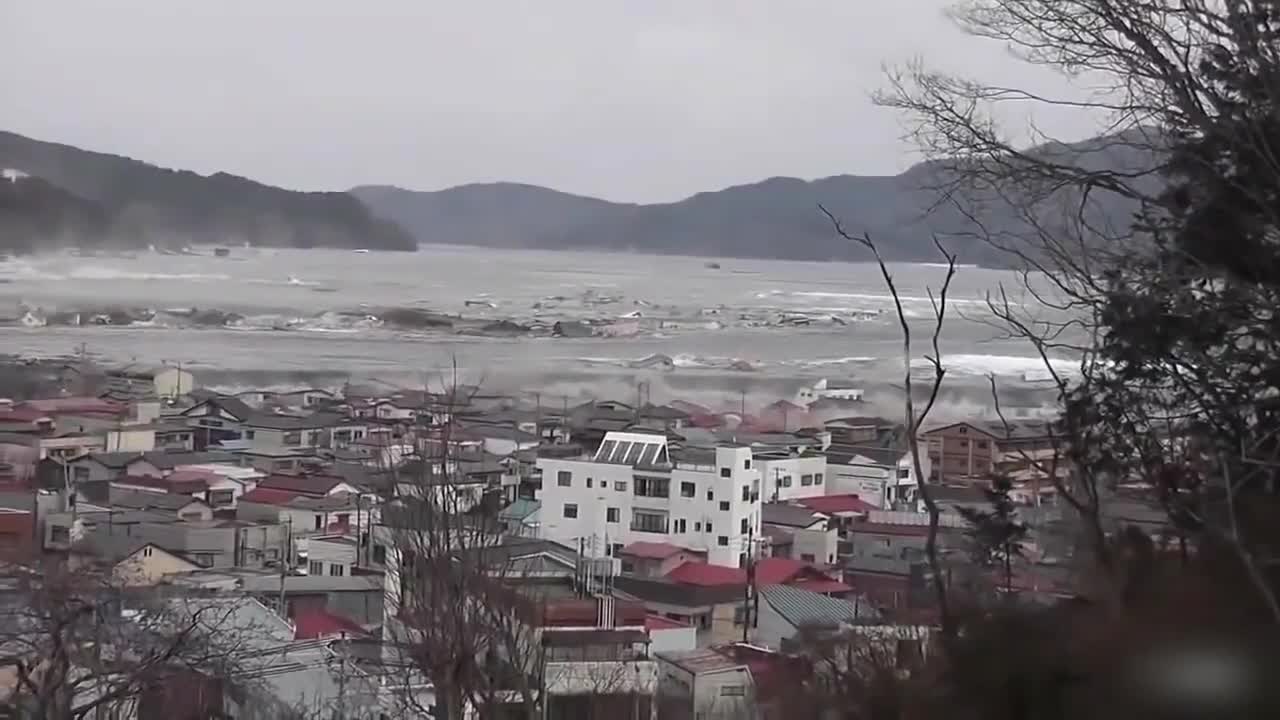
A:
[{"xmin": 821, "ymin": 204, "xmax": 958, "ymax": 638}]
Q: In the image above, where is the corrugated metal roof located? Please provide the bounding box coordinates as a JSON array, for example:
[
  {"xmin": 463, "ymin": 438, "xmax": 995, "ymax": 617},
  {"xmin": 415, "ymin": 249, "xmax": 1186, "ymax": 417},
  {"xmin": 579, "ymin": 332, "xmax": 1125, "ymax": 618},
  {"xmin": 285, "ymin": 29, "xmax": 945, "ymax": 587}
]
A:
[{"xmin": 760, "ymin": 583, "xmax": 878, "ymax": 629}]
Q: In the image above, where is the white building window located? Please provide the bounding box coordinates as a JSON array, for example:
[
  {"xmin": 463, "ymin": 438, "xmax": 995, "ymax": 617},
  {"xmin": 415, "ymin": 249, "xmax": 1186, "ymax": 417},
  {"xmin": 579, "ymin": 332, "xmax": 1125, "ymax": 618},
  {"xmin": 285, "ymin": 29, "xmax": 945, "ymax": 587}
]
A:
[
  {"xmin": 557, "ymin": 471, "xmax": 572, "ymax": 487},
  {"xmin": 606, "ymin": 507, "xmax": 619, "ymax": 523},
  {"xmin": 801, "ymin": 474, "xmax": 814, "ymax": 486},
  {"xmin": 632, "ymin": 510, "xmax": 668, "ymax": 534},
  {"xmin": 815, "ymin": 473, "xmax": 824, "ymax": 485},
  {"xmin": 564, "ymin": 503, "xmax": 578, "ymax": 518},
  {"xmin": 680, "ymin": 481, "xmax": 696, "ymax": 498},
  {"xmin": 329, "ymin": 564, "xmax": 345, "ymax": 577}
]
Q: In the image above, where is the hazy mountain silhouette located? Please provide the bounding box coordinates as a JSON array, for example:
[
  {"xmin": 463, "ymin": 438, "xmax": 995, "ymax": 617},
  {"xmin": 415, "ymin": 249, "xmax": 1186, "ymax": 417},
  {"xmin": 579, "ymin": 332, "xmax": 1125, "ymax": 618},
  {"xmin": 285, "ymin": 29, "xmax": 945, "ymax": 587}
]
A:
[
  {"xmin": 355, "ymin": 132, "xmax": 1159, "ymax": 266},
  {"xmin": 0, "ymin": 131, "xmax": 415, "ymax": 253}
]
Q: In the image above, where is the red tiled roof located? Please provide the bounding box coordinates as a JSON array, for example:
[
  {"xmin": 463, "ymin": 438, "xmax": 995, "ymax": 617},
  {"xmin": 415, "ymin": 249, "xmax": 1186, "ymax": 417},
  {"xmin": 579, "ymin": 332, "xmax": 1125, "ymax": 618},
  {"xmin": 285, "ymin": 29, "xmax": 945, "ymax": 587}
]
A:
[
  {"xmin": 796, "ymin": 494, "xmax": 877, "ymax": 515},
  {"xmin": 240, "ymin": 487, "xmax": 303, "ymax": 505},
  {"xmin": 665, "ymin": 561, "xmax": 746, "ymax": 586},
  {"xmin": 789, "ymin": 578, "xmax": 853, "ymax": 595},
  {"xmin": 620, "ymin": 541, "xmax": 687, "ymax": 560},
  {"xmin": 292, "ymin": 608, "xmax": 368, "ymax": 640},
  {"xmin": 754, "ymin": 557, "xmax": 807, "ymax": 584},
  {"xmin": 540, "ymin": 599, "xmax": 648, "ymax": 627},
  {"xmin": 114, "ymin": 475, "xmax": 209, "ymax": 495},
  {"xmin": 645, "ymin": 614, "xmax": 689, "ymax": 631}
]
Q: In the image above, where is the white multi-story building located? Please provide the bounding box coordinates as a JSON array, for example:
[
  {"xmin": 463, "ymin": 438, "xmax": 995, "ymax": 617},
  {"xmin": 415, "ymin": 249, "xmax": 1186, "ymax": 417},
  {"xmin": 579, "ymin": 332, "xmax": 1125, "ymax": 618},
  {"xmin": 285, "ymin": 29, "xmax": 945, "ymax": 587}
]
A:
[
  {"xmin": 754, "ymin": 450, "xmax": 828, "ymax": 503},
  {"xmin": 535, "ymin": 431, "xmax": 762, "ymax": 568}
]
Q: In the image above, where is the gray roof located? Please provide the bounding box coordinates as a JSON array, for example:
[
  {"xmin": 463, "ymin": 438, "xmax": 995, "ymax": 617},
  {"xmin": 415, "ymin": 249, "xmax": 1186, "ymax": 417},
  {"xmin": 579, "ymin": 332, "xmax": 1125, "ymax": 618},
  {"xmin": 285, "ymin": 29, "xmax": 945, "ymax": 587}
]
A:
[
  {"xmin": 760, "ymin": 584, "xmax": 878, "ymax": 629},
  {"xmin": 143, "ymin": 450, "xmax": 239, "ymax": 469},
  {"xmin": 237, "ymin": 573, "xmax": 384, "ymax": 594},
  {"xmin": 183, "ymin": 395, "xmax": 255, "ymax": 421},
  {"xmin": 242, "ymin": 412, "xmax": 350, "ymax": 430},
  {"xmin": 827, "ymin": 444, "xmax": 904, "ymax": 467},
  {"xmin": 762, "ymin": 502, "xmax": 825, "ymax": 529},
  {"xmin": 499, "ymin": 499, "xmax": 541, "ymax": 522},
  {"xmin": 109, "ymin": 487, "xmax": 207, "ymax": 512},
  {"xmin": 80, "ymin": 451, "xmax": 142, "ymax": 469}
]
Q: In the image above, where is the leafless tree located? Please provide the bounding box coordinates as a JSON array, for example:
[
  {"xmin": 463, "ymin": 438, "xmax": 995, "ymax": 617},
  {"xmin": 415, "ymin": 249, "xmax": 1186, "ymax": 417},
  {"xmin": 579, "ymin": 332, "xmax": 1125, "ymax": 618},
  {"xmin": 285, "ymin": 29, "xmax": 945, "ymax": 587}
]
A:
[
  {"xmin": 821, "ymin": 206, "xmax": 958, "ymax": 638},
  {"xmin": 0, "ymin": 557, "xmax": 252, "ymax": 719}
]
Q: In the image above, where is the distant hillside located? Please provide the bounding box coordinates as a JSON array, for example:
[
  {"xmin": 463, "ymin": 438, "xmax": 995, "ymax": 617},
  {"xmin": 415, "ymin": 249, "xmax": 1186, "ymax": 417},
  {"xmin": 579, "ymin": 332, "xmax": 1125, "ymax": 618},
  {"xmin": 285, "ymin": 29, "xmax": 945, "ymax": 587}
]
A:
[
  {"xmin": 0, "ymin": 131, "xmax": 415, "ymax": 253},
  {"xmin": 0, "ymin": 173, "xmax": 109, "ymax": 254},
  {"xmin": 355, "ymin": 133, "xmax": 1160, "ymax": 266}
]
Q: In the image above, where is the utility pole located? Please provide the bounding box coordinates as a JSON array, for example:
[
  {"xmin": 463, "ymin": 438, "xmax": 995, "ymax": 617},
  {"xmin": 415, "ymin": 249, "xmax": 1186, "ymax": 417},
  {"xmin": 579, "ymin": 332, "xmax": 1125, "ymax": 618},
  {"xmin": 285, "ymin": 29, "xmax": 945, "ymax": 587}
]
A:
[
  {"xmin": 278, "ymin": 516, "xmax": 292, "ymax": 613},
  {"xmin": 742, "ymin": 523, "xmax": 755, "ymax": 643}
]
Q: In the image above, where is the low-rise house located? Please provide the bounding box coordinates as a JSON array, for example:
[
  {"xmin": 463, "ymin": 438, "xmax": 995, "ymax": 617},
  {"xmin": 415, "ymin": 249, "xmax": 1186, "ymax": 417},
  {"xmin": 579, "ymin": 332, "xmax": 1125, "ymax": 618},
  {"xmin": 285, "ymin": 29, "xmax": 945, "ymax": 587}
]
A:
[
  {"xmin": 85, "ymin": 517, "xmax": 288, "ymax": 569},
  {"xmin": 111, "ymin": 468, "xmax": 250, "ymax": 510},
  {"xmin": 241, "ymin": 412, "xmax": 368, "ymax": 453},
  {"xmin": 43, "ymin": 509, "xmax": 178, "ymax": 551},
  {"xmin": 72, "ymin": 535, "xmax": 200, "ymax": 586},
  {"xmin": 181, "ymin": 394, "xmax": 255, "ymax": 448},
  {"xmin": 841, "ymin": 512, "xmax": 965, "ymax": 563},
  {"xmin": 237, "ymin": 488, "xmax": 377, "ymax": 539},
  {"xmin": 920, "ymin": 421, "xmax": 1001, "ymax": 482},
  {"xmin": 498, "ymin": 498, "xmax": 541, "ymax": 537},
  {"xmin": 236, "ymin": 447, "xmax": 322, "ymax": 474},
  {"xmin": 656, "ymin": 644, "xmax": 807, "ymax": 720},
  {"xmin": 795, "ymin": 378, "xmax": 865, "ymax": 406},
  {"xmin": 107, "ymin": 487, "xmax": 213, "ymax": 521},
  {"xmin": 760, "ymin": 502, "xmax": 837, "ymax": 565},
  {"xmin": 618, "ymin": 541, "xmax": 708, "ymax": 577},
  {"xmin": 104, "ymin": 364, "xmax": 196, "ymax": 401},
  {"xmin": 825, "ymin": 443, "xmax": 926, "ymax": 510},
  {"xmin": 753, "ymin": 583, "xmax": 878, "ymax": 650},
  {"xmin": 303, "ymin": 534, "xmax": 363, "ymax": 578}
]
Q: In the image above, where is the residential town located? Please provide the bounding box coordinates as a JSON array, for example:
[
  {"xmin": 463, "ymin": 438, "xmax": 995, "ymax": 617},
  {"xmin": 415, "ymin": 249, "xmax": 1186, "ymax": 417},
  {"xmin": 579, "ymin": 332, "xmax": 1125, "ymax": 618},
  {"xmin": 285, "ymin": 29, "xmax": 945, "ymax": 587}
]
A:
[{"xmin": 0, "ymin": 364, "xmax": 1167, "ymax": 718}]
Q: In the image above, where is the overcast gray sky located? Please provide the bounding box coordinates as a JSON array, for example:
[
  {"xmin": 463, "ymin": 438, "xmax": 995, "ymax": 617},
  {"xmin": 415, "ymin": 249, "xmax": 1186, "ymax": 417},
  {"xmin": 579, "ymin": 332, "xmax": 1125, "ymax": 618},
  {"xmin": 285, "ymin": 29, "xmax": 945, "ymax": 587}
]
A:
[{"xmin": 3, "ymin": 0, "xmax": 1099, "ymax": 203}]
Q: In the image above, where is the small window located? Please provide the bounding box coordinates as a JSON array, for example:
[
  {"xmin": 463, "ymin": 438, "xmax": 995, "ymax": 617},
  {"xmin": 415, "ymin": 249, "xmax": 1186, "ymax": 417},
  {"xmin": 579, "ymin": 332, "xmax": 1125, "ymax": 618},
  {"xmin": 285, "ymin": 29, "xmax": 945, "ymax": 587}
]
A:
[
  {"xmin": 814, "ymin": 473, "xmax": 824, "ymax": 485},
  {"xmin": 607, "ymin": 507, "xmax": 620, "ymax": 523},
  {"xmin": 587, "ymin": 478, "xmax": 593, "ymax": 489},
  {"xmin": 681, "ymin": 481, "xmax": 696, "ymax": 498},
  {"xmin": 977, "ymin": 441, "xmax": 989, "ymax": 449},
  {"xmin": 720, "ymin": 685, "xmax": 746, "ymax": 697},
  {"xmin": 958, "ymin": 427, "xmax": 968, "ymax": 435},
  {"xmin": 706, "ymin": 490, "xmax": 714, "ymax": 501},
  {"xmin": 557, "ymin": 471, "xmax": 572, "ymax": 487},
  {"xmin": 801, "ymin": 553, "xmax": 815, "ymax": 563},
  {"xmin": 744, "ymin": 459, "xmax": 751, "ymax": 470},
  {"xmin": 719, "ymin": 501, "xmax": 730, "ymax": 512},
  {"xmin": 245, "ymin": 430, "xmax": 256, "ymax": 440},
  {"xmin": 720, "ymin": 468, "xmax": 731, "ymax": 478},
  {"xmin": 616, "ymin": 481, "xmax": 628, "ymax": 492},
  {"xmin": 898, "ymin": 467, "xmax": 911, "ymax": 479},
  {"xmin": 564, "ymin": 503, "xmax": 579, "ymax": 519},
  {"xmin": 372, "ymin": 545, "xmax": 387, "ymax": 564},
  {"xmin": 742, "ymin": 485, "xmax": 750, "ymax": 501},
  {"xmin": 329, "ymin": 564, "xmax": 345, "ymax": 577},
  {"xmin": 142, "ymin": 546, "xmax": 153, "ymax": 558},
  {"xmin": 706, "ymin": 522, "xmax": 713, "ymax": 534},
  {"xmin": 740, "ymin": 518, "xmax": 749, "ymax": 534},
  {"xmin": 313, "ymin": 515, "xmax": 323, "ymax": 530},
  {"xmin": 309, "ymin": 560, "xmax": 324, "ymax": 575},
  {"xmin": 718, "ymin": 536, "xmax": 729, "ymax": 547},
  {"xmin": 675, "ymin": 518, "xmax": 687, "ymax": 533},
  {"xmin": 695, "ymin": 522, "xmax": 702, "ymax": 532}
]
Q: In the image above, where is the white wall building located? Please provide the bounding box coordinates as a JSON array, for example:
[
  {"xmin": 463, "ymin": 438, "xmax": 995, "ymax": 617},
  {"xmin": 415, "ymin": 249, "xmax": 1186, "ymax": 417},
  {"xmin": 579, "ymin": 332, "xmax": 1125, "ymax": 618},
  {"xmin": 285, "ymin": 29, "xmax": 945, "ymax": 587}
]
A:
[
  {"xmin": 794, "ymin": 378, "xmax": 864, "ymax": 407},
  {"xmin": 826, "ymin": 446, "xmax": 930, "ymax": 510},
  {"xmin": 535, "ymin": 431, "xmax": 762, "ymax": 568},
  {"xmin": 753, "ymin": 451, "xmax": 828, "ymax": 503}
]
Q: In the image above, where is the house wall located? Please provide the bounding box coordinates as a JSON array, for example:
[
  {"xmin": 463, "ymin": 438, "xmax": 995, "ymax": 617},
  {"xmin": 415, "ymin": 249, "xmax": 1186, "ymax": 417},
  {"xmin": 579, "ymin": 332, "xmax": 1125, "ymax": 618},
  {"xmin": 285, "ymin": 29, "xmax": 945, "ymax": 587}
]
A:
[
  {"xmin": 656, "ymin": 661, "xmax": 754, "ymax": 720},
  {"xmin": 756, "ymin": 454, "xmax": 828, "ymax": 503},
  {"xmin": 649, "ymin": 626, "xmax": 697, "ymax": 653},
  {"xmin": 923, "ymin": 424, "xmax": 996, "ymax": 481},
  {"xmin": 90, "ymin": 522, "xmax": 286, "ymax": 569},
  {"xmin": 827, "ymin": 460, "xmax": 890, "ymax": 509},
  {"xmin": 114, "ymin": 547, "xmax": 197, "ymax": 586},
  {"xmin": 68, "ymin": 458, "xmax": 121, "ymax": 484},
  {"xmin": 789, "ymin": 526, "xmax": 838, "ymax": 566},
  {"xmin": 306, "ymin": 537, "xmax": 359, "ymax": 577},
  {"xmin": 43, "ymin": 511, "xmax": 84, "ymax": 550},
  {"xmin": 105, "ymin": 428, "xmax": 157, "ymax": 453},
  {"xmin": 536, "ymin": 441, "xmax": 761, "ymax": 568},
  {"xmin": 153, "ymin": 368, "xmax": 196, "ymax": 399},
  {"xmin": 39, "ymin": 436, "xmax": 104, "ymax": 461},
  {"xmin": 619, "ymin": 549, "xmax": 705, "ymax": 577},
  {"xmin": 123, "ymin": 460, "xmax": 164, "ymax": 478},
  {"xmin": 753, "ymin": 595, "xmax": 799, "ymax": 650}
]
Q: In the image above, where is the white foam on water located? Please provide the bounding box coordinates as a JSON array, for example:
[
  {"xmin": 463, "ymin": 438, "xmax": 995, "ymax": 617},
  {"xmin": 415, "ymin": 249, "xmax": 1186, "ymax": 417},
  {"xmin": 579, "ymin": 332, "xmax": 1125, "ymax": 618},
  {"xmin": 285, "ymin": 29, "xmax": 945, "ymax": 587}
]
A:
[{"xmin": 917, "ymin": 353, "xmax": 1077, "ymax": 377}]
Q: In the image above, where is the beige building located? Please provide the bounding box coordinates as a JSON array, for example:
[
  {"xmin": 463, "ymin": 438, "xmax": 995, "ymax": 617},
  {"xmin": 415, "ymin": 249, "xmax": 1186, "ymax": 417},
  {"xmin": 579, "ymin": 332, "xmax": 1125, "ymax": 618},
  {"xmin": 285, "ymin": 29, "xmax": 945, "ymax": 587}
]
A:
[
  {"xmin": 74, "ymin": 535, "xmax": 200, "ymax": 586},
  {"xmin": 105, "ymin": 365, "xmax": 197, "ymax": 401}
]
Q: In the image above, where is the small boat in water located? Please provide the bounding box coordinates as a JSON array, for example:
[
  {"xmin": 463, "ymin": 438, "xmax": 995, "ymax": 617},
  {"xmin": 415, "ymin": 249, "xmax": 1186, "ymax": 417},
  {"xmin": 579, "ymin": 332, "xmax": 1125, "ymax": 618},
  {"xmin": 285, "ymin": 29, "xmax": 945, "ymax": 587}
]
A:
[
  {"xmin": 705, "ymin": 261, "xmax": 722, "ymax": 269},
  {"xmin": 353, "ymin": 248, "xmax": 370, "ymax": 254},
  {"xmin": 214, "ymin": 248, "xmax": 230, "ymax": 257}
]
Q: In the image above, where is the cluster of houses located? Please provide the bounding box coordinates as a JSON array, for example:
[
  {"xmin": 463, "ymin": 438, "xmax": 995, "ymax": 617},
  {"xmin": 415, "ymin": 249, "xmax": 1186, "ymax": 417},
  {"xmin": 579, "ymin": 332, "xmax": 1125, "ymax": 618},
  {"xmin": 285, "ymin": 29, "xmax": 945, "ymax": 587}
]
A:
[{"xmin": 0, "ymin": 369, "xmax": 1154, "ymax": 718}]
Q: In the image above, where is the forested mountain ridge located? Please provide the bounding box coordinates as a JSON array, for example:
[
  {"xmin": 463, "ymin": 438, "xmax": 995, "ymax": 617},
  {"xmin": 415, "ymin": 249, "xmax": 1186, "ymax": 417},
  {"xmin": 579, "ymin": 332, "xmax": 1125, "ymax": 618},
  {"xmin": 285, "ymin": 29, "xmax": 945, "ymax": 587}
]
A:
[
  {"xmin": 0, "ymin": 131, "xmax": 415, "ymax": 253},
  {"xmin": 354, "ymin": 132, "xmax": 1160, "ymax": 266}
]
